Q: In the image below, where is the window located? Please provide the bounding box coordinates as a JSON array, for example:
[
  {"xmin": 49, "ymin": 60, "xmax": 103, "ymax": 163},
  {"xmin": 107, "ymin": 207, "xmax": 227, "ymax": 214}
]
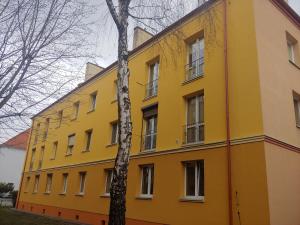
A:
[
  {"xmin": 57, "ymin": 110, "xmax": 63, "ymax": 128},
  {"xmin": 84, "ymin": 130, "xmax": 92, "ymax": 151},
  {"xmin": 78, "ymin": 172, "xmax": 86, "ymax": 195},
  {"xmin": 142, "ymin": 105, "xmax": 158, "ymax": 151},
  {"xmin": 45, "ymin": 174, "xmax": 53, "ymax": 193},
  {"xmin": 66, "ymin": 134, "xmax": 75, "ymax": 155},
  {"xmin": 104, "ymin": 169, "xmax": 113, "ymax": 195},
  {"xmin": 25, "ymin": 176, "xmax": 30, "ymax": 192},
  {"xmin": 61, "ymin": 173, "xmax": 68, "ymax": 194},
  {"xmin": 113, "ymin": 80, "xmax": 118, "ymax": 101},
  {"xmin": 34, "ymin": 123, "xmax": 40, "ymax": 145},
  {"xmin": 90, "ymin": 92, "xmax": 97, "ymax": 111},
  {"xmin": 186, "ymin": 37, "xmax": 204, "ymax": 81},
  {"xmin": 293, "ymin": 92, "xmax": 300, "ymax": 127},
  {"xmin": 185, "ymin": 94, "xmax": 204, "ymax": 144},
  {"xmin": 33, "ymin": 175, "xmax": 40, "ymax": 193},
  {"xmin": 111, "ymin": 122, "xmax": 118, "ymax": 145},
  {"xmin": 146, "ymin": 62, "xmax": 159, "ymax": 98},
  {"xmin": 286, "ymin": 32, "xmax": 299, "ymax": 65},
  {"xmin": 140, "ymin": 165, "xmax": 154, "ymax": 197},
  {"xmin": 43, "ymin": 118, "xmax": 50, "ymax": 141},
  {"xmin": 38, "ymin": 146, "xmax": 45, "ymax": 170},
  {"xmin": 73, "ymin": 102, "xmax": 80, "ymax": 120},
  {"xmin": 184, "ymin": 160, "xmax": 204, "ymax": 200},
  {"xmin": 29, "ymin": 149, "xmax": 36, "ymax": 171},
  {"xmin": 51, "ymin": 142, "xmax": 58, "ymax": 160}
]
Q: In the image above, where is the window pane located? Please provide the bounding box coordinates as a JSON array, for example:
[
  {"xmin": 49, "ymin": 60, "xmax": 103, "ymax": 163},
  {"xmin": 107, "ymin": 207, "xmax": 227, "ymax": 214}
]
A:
[
  {"xmin": 150, "ymin": 167, "xmax": 154, "ymax": 195},
  {"xmin": 294, "ymin": 100, "xmax": 300, "ymax": 125},
  {"xmin": 198, "ymin": 96, "xmax": 204, "ymax": 123},
  {"xmin": 141, "ymin": 167, "xmax": 149, "ymax": 195},
  {"xmin": 187, "ymin": 97, "xmax": 196, "ymax": 125},
  {"xmin": 187, "ymin": 127, "xmax": 196, "ymax": 143},
  {"xmin": 186, "ymin": 162, "xmax": 195, "ymax": 196},
  {"xmin": 105, "ymin": 170, "xmax": 112, "ymax": 193},
  {"xmin": 111, "ymin": 123, "xmax": 118, "ymax": 144},
  {"xmin": 197, "ymin": 161, "xmax": 204, "ymax": 196}
]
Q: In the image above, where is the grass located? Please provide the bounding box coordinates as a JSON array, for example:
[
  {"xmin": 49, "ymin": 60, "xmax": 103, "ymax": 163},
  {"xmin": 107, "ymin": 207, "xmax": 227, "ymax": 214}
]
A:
[{"xmin": 0, "ymin": 207, "xmax": 80, "ymax": 225}]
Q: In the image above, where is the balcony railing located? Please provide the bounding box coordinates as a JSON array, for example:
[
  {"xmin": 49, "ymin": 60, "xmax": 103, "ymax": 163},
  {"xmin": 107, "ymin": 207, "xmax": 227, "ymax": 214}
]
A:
[
  {"xmin": 185, "ymin": 57, "xmax": 204, "ymax": 81},
  {"xmin": 141, "ymin": 132, "xmax": 157, "ymax": 151},
  {"xmin": 145, "ymin": 79, "xmax": 158, "ymax": 98},
  {"xmin": 183, "ymin": 123, "xmax": 204, "ymax": 144}
]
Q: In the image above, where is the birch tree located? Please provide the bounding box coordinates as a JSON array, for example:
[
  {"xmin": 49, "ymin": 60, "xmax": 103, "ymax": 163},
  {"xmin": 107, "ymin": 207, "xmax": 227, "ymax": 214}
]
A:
[{"xmin": 104, "ymin": 0, "xmax": 201, "ymax": 224}]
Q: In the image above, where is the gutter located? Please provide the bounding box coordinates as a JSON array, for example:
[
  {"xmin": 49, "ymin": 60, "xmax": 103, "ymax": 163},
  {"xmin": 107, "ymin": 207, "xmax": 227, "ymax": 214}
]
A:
[{"xmin": 223, "ymin": 0, "xmax": 233, "ymax": 224}]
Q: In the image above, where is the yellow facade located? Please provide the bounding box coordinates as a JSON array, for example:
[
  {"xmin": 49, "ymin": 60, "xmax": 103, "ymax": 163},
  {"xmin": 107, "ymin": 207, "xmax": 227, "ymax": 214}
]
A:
[{"xmin": 17, "ymin": 1, "xmax": 300, "ymax": 225}]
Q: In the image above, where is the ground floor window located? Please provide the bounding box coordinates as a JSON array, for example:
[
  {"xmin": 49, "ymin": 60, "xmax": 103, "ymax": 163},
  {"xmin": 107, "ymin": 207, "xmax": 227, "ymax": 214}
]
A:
[
  {"xmin": 140, "ymin": 165, "xmax": 154, "ymax": 197},
  {"xmin": 184, "ymin": 160, "xmax": 204, "ymax": 200}
]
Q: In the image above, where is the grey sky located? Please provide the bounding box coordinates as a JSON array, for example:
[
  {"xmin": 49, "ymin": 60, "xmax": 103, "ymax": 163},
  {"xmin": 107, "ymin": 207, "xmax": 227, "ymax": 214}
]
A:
[{"xmin": 289, "ymin": 0, "xmax": 300, "ymax": 14}]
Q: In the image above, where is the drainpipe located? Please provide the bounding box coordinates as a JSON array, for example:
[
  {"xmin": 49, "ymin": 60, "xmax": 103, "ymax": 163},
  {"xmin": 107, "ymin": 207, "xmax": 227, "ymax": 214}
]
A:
[
  {"xmin": 16, "ymin": 124, "xmax": 33, "ymax": 209},
  {"xmin": 223, "ymin": 0, "xmax": 233, "ymax": 225}
]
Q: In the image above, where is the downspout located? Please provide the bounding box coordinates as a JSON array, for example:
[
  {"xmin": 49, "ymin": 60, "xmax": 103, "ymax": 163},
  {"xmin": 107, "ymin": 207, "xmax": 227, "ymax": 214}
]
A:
[
  {"xmin": 16, "ymin": 124, "xmax": 33, "ymax": 209},
  {"xmin": 223, "ymin": 0, "xmax": 233, "ymax": 225}
]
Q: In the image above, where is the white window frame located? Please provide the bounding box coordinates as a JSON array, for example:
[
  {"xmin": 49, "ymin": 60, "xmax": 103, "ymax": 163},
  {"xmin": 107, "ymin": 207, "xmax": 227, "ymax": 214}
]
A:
[
  {"xmin": 90, "ymin": 92, "xmax": 97, "ymax": 111},
  {"xmin": 294, "ymin": 95, "xmax": 300, "ymax": 127},
  {"xmin": 186, "ymin": 37, "xmax": 204, "ymax": 80},
  {"xmin": 146, "ymin": 62, "xmax": 159, "ymax": 97},
  {"xmin": 84, "ymin": 130, "xmax": 92, "ymax": 151},
  {"xmin": 62, "ymin": 173, "xmax": 68, "ymax": 194},
  {"xmin": 140, "ymin": 165, "xmax": 154, "ymax": 198},
  {"xmin": 288, "ymin": 42, "xmax": 295, "ymax": 63},
  {"xmin": 45, "ymin": 174, "xmax": 53, "ymax": 193},
  {"xmin": 79, "ymin": 172, "xmax": 86, "ymax": 195},
  {"xmin": 111, "ymin": 122, "xmax": 118, "ymax": 145},
  {"xmin": 51, "ymin": 141, "xmax": 58, "ymax": 160},
  {"xmin": 144, "ymin": 116, "xmax": 157, "ymax": 150},
  {"xmin": 186, "ymin": 94, "xmax": 204, "ymax": 144},
  {"xmin": 104, "ymin": 169, "xmax": 113, "ymax": 195},
  {"xmin": 73, "ymin": 102, "xmax": 80, "ymax": 120},
  {"xmin": 33, "ymin": 175, "xmax": 40, "ymax": 193},
  {"xmin": 66, "ymin": 134, "xmax": 75, "ymax": 155},
  {"xmin": 184, "ymin": 161, "xmax": 204, "ymax": 201}
]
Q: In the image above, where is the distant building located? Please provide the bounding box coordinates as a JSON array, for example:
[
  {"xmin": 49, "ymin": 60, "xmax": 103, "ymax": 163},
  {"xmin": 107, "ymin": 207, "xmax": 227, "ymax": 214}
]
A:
[{"xmin": 0, "ymin": 130, "xmax": 30, "ymax": 189}]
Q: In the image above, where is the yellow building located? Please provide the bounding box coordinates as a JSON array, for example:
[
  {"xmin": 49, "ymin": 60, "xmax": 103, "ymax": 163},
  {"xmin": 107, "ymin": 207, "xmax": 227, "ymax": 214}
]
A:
[{"xmin": 17, "ymin": 0, "xmax": 300, "ymax": 225}]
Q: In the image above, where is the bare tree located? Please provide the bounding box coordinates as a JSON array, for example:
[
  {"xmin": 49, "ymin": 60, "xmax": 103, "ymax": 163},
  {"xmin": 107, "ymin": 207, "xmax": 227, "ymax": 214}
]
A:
[
  {"xmin": 104, "ymin": 0, "xmax": 204, "ymax": 224},
  {"xmin": 0, "ymin": 0, "xmax": 94, "ymax": 141}
]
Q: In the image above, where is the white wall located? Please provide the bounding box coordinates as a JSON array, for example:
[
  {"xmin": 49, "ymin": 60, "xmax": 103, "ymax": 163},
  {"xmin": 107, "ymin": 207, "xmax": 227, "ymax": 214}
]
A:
[{"xmin": 0, "ymin": 147, "xmax": 25, "ymax": 190}]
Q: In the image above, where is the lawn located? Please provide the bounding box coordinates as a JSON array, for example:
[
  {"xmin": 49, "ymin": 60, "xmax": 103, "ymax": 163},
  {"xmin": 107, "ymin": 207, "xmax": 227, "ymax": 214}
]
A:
[{"xmin": 0, "ymin": 207, "xmax": 80, "ymax": 225}]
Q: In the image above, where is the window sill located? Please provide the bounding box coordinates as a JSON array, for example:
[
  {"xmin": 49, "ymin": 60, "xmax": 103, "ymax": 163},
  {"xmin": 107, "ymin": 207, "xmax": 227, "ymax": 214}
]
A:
[
  {"xmin": 289, "ymin": 60, "xmax": 300, "ymax": 70},
  {"xmin": 81, "ymin": 150, "xmax": 90, "ymax": 153},
  {"xmin": 296, "ymin": 124, "xmax": 300, "ymax": 129},
  {"xmin": 70, "ymin": 118, "xmax": 77, "ymax": 122},
  {"xmin": 106, "ymin": 143, "xmax": 117, "ymax": 148},
  {"xmin": 111, "ymin": 99, "xmax": 118, "ymax": 104},
  {"xmin": 182, "ymin": 74, "xmax": 204, "ymax": 85},
  {"xmin": 50, "ymin": 158, "xmax": 55, "ymax": 160},
  {"xmin": 143, "ymin": 95, "xmax": 157, "ymax": 102},
  {"xmin": 32, "ymin": 192, "xmax": 37, "ymax": 194},
  {"xmin": 180, "ymin": 196, "xmax": 204, "ymax": 203},
  {"xmin": 182, "ymin": 141, "xmax": 204, "ymax": 148},
  {"xmin": 136, "ymin": 195, "xmax": 153, "ymax": 200},
  {"xmin": 65, "ymin": 154, "xmax": 72, "ymax": 157},
  {"xmin": 100, "ymin": 193, "xmax": 110, "ymax": 198},
  {"xmin": 59, "ymin": 193, "xmax": 66, "ymax": 196},
  {"xmin": 75, "ymin": 193, "xmax": 85, "ymax": 197},
  {"xmin": 139, "ymin": 149, "xmax": 156, "ymax": 155},
  {"xmin": 87, "ymin": 109, "xmax": 95, "ymax": 114},
  {"xmin": 43, "ymin": 192, "xmax": 51, "ymax": 195}
]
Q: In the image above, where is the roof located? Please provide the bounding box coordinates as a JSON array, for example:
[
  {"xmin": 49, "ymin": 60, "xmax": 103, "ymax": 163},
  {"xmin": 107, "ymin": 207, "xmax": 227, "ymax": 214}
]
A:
[{"xmin": 1, "ymin": 129, "xmax": 30, "ymax": 150}]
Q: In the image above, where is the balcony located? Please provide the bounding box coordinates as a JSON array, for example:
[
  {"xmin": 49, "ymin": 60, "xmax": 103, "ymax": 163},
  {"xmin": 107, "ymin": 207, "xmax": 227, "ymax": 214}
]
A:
[
  {"xmin": 145, "ymin": 79, "xmax": 158, "ymax": 99},
  {"xmin": 185, "ymin": 57, "xmax": 204, "ymax": 82},
  {"xmin": 183, "ymin": 123, "xmax": 204, "ymax": 144},
  {"xmin": 141, "ymin": 132, "xmax": 157, "ymax": 151}
]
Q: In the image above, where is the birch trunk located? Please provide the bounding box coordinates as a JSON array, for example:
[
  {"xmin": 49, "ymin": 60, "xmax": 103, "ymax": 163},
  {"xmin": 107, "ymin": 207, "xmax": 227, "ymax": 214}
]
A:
[{"xmin": 105, "ymin": 1, "xmax": 132, "ymax": 225}]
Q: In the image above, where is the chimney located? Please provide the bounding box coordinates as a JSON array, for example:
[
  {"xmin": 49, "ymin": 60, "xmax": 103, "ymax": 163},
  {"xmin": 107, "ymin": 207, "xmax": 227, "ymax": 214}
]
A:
[
  {"xmin": 85, "ymin": 62, "xmax": 104, "ymax": 81},
  {"xmin": 132, "ymin": 26, "xmax": 153, "ymax": 49}
]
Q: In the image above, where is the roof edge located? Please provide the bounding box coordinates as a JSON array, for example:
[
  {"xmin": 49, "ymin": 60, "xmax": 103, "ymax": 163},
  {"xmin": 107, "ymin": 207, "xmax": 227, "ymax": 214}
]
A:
[{"xmin": 33, "ymin": 0, "xmax": 219, "ymax": 118}]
